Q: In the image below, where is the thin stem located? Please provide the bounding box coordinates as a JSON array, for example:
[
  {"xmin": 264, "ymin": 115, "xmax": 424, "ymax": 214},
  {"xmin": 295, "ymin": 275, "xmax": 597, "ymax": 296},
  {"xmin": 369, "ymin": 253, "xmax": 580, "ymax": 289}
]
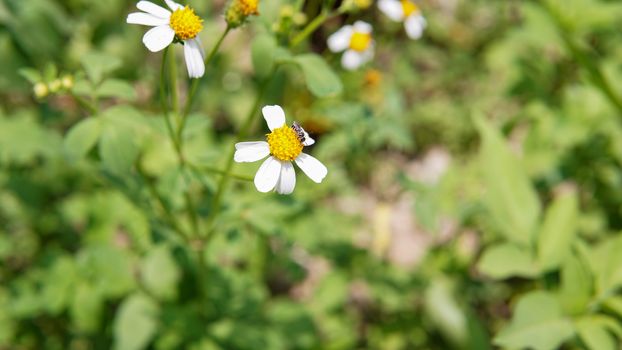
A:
[
  {"xmin": 169, "ymin": 45, "xmax": 180, "ymax": 119},
  {"xmin": 71, "ymin": 93, "xmax": 98, "ymax": 115},
  {"xmin": 541, "ymin": 0, "xmax": 622, "ymax": 115},
  {"xmin": 204, "ymin": 72, "xmax": 276, "ymax": 240},
  {"xmin": 177, "ymin": 26, "xmax": 231, "ymax": 145},
  {"xmin": 290, "ymin": 11, "xmax": 329, "ymax": 48},
  {"xmin": 160, "ymin": 48, "xmax": 183, "ymax": 159}
]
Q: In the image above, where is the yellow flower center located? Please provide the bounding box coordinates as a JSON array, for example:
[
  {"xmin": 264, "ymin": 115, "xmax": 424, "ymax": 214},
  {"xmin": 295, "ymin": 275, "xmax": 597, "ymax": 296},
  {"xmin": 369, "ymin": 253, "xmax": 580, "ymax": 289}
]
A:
[
  {"xmin": 238, "ymin": 0, "xmax": 259, "ymax": 16},
  {"xmin": 266, "ymin": 125, "xmax": 303, "ymax": 161},
  {"xmin": 401, "ymin": 0, "xmax": 419, "ymax": 17},
  {"xmin": 169, "ymin": 6, "xmax": 203, "ymax": 40},
  {"xmin": 349, "ymin": 32, "xmax": 372, "ymax": 52}
]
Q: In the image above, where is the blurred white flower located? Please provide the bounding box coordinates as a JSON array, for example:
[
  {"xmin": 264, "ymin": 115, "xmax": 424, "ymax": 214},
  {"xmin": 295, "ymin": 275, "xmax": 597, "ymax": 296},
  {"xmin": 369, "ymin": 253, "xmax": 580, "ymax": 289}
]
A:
[
  {"xmin": 327, "ymin": 21, "xmax": 374, "ymax": 71},
  {"xmin": 234, "ymin": 105, "xmax": 328, "ymax": 195},
  {"xmin": 127, "ymin": 0, "xmax": 205, "ymax": 78},
  {"xmin": 378, "ymin": 0, "xmax": 427, "ymax": 40}
]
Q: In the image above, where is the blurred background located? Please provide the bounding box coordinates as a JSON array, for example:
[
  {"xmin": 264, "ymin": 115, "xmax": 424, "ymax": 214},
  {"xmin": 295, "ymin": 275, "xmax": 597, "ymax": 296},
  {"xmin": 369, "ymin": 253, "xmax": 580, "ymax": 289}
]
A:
[{"xmin": 2, "ymin": 0, "xmax": 622, "ymax": 349}]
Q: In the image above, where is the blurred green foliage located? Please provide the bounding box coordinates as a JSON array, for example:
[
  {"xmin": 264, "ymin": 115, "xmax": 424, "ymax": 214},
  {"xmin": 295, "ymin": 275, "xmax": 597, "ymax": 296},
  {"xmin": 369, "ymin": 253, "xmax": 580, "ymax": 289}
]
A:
[{"xmin": 2, "ymin": 0, "xmax": 622, "ymax": 349}]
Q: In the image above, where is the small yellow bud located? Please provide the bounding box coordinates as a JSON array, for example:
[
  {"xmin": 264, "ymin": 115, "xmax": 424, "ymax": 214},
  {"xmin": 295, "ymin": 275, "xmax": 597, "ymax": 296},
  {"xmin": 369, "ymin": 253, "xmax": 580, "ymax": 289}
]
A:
[
  {"xmin": 293, "ymin": 13, "xmax": 307, "ymax": 26},
  {"xmin": 280, "ymin": 5, "xmax": 294, "ymax": 18},
  {"xmin": 354, "ymin": 0, "xmax": 372, "ymax": 9},
  {"xmin": 61, "ymin": 76, "xmax": 74, "ymax": 90},
  {"xmin": 34, "ymin": 83, "xmax": 49, "ymax": 99},
  {"xmin": 225, "ymin": 0, "xmax": 259, "ymax": 28}
]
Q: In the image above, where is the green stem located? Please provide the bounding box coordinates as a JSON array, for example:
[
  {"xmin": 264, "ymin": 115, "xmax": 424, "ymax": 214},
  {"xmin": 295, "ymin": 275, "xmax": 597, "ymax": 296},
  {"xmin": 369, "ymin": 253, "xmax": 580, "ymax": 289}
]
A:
[
  {"xmin": 169, "ymin": 45, "xmax": 180, "ymax": 119},
  {"xmin": 71, "ymin": 93, "xmax": 98, "ymax": 115},
  {"xmin": 204, "ymin": 72, "xmax": 276, "ymax": 240},
  {"xmin": 177, "ymin": 27, "xmax": 231, "ymax": 145},
  {"xmin": 290, "ymin": 11, "xmax": 329, "ymax": 48},
  {"xmin": 542, "ymin": 1, "xmax": 622, "ymax": 115},
  {"xmin": 160, "ymin": 48, "xmax": 183, "ymax": 160},
  {"xmin": 189, "ymin": 162, "xmax": 254, "ymax": 182}
]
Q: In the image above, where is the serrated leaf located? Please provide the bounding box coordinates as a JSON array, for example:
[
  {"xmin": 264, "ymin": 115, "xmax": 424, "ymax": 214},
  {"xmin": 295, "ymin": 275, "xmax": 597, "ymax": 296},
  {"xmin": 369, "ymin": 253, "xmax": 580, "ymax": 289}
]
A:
[
  {"xmin": 141, "ymin": 246, "xmax": 180, "ymax": 301},
  {"xmin": 81, "ymin": 52, "xmax": 122, "ymax": 85},
  {"xmin": 477, "ymin": 243, "xmax": 537, "ymax": 279},
  {"xmin": 476, "ymin": 116, "xmax": 541, "ymax": 245},
  {"xmin": 293, "ymin": 54, "xmax": 343, "ymax": 97},
  {"xmin": 97, "ymin": 79, "xmax": 136, "ymax": 100},
  {"xmin": 113, "ymin": 293, "xmax": 158, "ymax": 350},
  {"xmin": 494, "ymin": 291, "xmax": 574, "ymax": 350},
  {"xmin": 537, "ymin": 190, "xmax": 578, "ymax": 271},
  {"xmin": 64, "ymin": 117, "xmax": 102, "ymax": 162}
]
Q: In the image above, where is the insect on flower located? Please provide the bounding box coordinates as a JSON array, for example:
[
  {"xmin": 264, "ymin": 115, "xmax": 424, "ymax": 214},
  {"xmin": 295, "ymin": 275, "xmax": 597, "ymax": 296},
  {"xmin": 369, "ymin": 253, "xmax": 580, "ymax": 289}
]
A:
[
  {"xmin": 327, "ymin": 21, "xmax": 375, "ymax": 71},
  {"xmin": 127, "ymin": 0, "xmax": 206, "ymax": 78},
  {"xmin": 234, "ymin": 105, "xmax": 327, "ymax": 195},
  {"xmin": 378, "ymin": 0, "xmax": 427, "ymax": 40}
]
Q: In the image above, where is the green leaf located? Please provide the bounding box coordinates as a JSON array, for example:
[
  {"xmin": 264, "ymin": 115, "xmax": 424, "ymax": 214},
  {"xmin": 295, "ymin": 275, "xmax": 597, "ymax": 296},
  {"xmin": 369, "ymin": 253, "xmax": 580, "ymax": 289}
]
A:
[
  {"xmin": 96, "ymin": 79, "xmax": 136, "ymax": 100},
  {"xmin": 293, "ymin": 54, "xmax": 343, "ymax": 97},
  {"xmin": 18, "ymin": 68, "xmax": 42, "ymax": 84},
  {"xmin": 589, "ymin": 236, "xmax": 622, "ymax": 298},
  {"xmin": 477, "ymin": 243, "xmax": 537, "ymax": 279},
  {"xmin": 99, "ymin": 125, "xmax": 139, "ymax": 175},
  {"xmin": 424, "ymin": 279, "xmax": 468, "ymax": 346},
  {"xmin": 559, "ymin": 253, "xmax": 592, "ymax": 315},
  {"xmin": 114, "ymin": 293, "xmax": 159, "ymax": 350},
  {"xmin": 476, "ymin": 116, "xmax": 541, "ymax": 245},
  {"xmin": 140, "ymin": 245, "xmax": 180, "ymax": 301},
  {"xmin": 494, "ymin": 291, "xmax": 574, "ymax": 350},
  {"xmin": 41, "ymin": 257, "xmax": 77, "ymax": 315},
  {"xmin": 576, "ymin": 316, "xmax": 618, "ymax": 350},
  {"xmin": 81, "ymin": 52, "xmax": 122, "ymax": 84},
  {"xmin": 70, "ymin": 283, "xmax": 103, "ymax": 333},
  {"xmin": 64, "ymin": 117, "xmax": 102, "ymax": 162},
  {"xmin": 537, "ymin": 190, "xmax": 578, "ymax": 271},
  {"xmin": 251, "ymin": 34, "xmax": 278, "ymax": 78}
]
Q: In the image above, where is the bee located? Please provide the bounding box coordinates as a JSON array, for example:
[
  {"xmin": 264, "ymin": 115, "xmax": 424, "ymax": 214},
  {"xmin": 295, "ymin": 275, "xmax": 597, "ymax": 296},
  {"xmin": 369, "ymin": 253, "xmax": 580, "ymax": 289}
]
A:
[{"xmin": 291, "ymin": 122, "xmax": 306, "ymax": 143}]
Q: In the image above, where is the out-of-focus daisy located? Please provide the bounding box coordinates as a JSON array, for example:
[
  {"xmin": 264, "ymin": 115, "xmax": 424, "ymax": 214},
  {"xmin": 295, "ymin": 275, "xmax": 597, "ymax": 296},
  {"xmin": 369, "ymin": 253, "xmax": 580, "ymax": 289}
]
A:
[
  {"xmin": 378, "ymin": 0, "xmax": 426, "ymax": 39},
  {"xmin": 127, "ymin": 0, "xmax": 205, "ymax": 78},
  {"xmin": 234, "ymin": 105, "xmax": 328, "ymax": 195},
  {"xmin": 327, "ymin": 21, "xmax": 374, "ymax": 71}
]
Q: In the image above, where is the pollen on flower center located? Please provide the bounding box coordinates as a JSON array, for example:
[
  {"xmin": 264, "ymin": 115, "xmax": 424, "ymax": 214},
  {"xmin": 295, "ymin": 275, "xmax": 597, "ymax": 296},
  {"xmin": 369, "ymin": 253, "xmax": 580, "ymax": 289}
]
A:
[
  {"xmin": 349, "ymin": 32, "xmax": 372, "ymax": 52},
  {"xmin": 238, "ymin": 0, "xmax": 259, "ymax": 15},
  {"xmin": 169, "ymin": 6, "xmax": 203, "ymax": 40},
  {"xmin": 266, "ymin": 125, "xmax": 303, "ymax": 161},
  {"xmin": 401, "ymin": 0, "xmax": 419, "ymax": 17}
]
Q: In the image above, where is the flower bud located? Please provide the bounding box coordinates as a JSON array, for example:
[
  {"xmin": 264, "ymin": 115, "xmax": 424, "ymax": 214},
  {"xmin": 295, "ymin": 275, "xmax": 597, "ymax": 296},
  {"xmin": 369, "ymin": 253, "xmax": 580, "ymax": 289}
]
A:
[
  {"xmin": 49, "ymin": 79, "xmax": 62, "ymax": 93},
  {"xmin": 61, "ymin": 75, "xmax": 74, "ymax": 90},
  {"xmin": 33, "ymin": 83, "xmax": 48, "ymax": 99},
  {"xmin": 225, "ymin": 0, "xmax": 259, "ymax": 28}
]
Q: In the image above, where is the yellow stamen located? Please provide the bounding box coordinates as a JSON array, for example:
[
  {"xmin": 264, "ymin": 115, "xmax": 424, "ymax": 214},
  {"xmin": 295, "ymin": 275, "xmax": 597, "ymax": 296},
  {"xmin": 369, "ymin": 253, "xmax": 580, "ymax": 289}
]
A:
[
  {"xmin": 401, "ymin": 0, "xmax": 419, "ymax": 17},
  {"xmin": 266, "ymin": 125, "xmax": 303, "ymax": 161},
  {"xmin": 238, "ymin": 0, "xmax": 259, "ymax": 16},
  {"xmin": 169, "ymin": 6, "xmax": 203, "ymax": 40},
  {"xmin": 349, "ymin": 32, "xmax": 372, "ymax": 52}
]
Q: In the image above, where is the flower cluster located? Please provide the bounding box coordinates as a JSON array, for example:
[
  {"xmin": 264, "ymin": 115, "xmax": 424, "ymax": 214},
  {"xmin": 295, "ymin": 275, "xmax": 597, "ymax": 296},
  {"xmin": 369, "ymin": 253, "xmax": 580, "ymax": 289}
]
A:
[{"xmin": 328, "ymin": 0, "xmax": 427, "ymax": 70}]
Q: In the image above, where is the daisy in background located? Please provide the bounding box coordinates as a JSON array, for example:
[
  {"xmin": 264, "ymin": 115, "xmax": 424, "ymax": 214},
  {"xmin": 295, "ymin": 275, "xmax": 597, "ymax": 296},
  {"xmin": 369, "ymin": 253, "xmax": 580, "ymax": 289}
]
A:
[
  {"xmin": 327, "ymin": 21, "xmax": 375, "ymax": 71},
  {"xmin": 127, "ymin": 0, "xmax": 205, "ymax": 78},
  {"xmin": 234, "ymin": 105, "xmax": 328, "ymax": 195},
  {"xmin": 378, "ymin": 0, "xmax": 426, "ymax": 39}
]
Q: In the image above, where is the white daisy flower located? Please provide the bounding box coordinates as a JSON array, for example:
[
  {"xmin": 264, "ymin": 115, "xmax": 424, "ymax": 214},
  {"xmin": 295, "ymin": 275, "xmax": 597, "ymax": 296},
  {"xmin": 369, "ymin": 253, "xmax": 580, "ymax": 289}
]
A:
[
  {"xmin": 378, "ymin": 0, "xmax": 427, "ymax": 40},
  {"xmin": 127, "ymin": 0, "xmax": 205, "ymax": 78},
  {"xmin": 327, "ymin": 21, "xmax": 375, "ymax": 71},
  {"xmin": 234, "ymin": 105, "xmax": 328, "ymax": 195}
]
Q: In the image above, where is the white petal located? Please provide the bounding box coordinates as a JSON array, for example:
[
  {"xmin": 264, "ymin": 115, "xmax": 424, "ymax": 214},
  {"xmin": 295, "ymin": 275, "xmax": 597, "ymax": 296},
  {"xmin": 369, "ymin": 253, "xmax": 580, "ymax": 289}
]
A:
[
  {"xmin": 164, "ymin": 0, "xmax": 183, "ymax": 11},
  {"xmin": 275, "ymin": 162, "xmax": 296, "ymax": 195},
  {"xmin": 295, "ymin": 153, "xmax": 327, "ymax": 184},
  {"xmin": 405, "ymin": 15, "xmax": 426, "ymax": 39},
  {"xmin": 378, "ymin": 0, "xmax": 404, "ymax": 21},
  {"xmin": 301, "ymin": 129, "xmax": 314, "ymax": 146},
  {"xmin": 136, "ymin": 1, "xmax": 171, "ymax": 18},
  {"xmin": 142, "ymin": 25, "xmax": 175, "ymax": 52},
  {"xmin": 254, "ymin": 156, "xmax": 282, "ymax": 193},
  {"xmin": 341, "ymin": 50, "xmax": 365, "ymax": 70},
  {"xmin": 234, "ymin": 141, "xmax": 270, "ymax": 162},
  {"xmin": 127, "ymin": 12, "xmax": 169, "ymax": 26},
  {"xmin": 353, "ymin": 21, "xmax": 373, "ymax": 34},
  {"xmin": 183, "ymin": 38, "xmax": 205, "ymax": 78},
  {"xmin": 262, "ymin": 105, "xmax": 286, "ymax": 131},
  {"xmin": 327, "ymin": 26, "xmax": 353, "ymax": 53}
]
